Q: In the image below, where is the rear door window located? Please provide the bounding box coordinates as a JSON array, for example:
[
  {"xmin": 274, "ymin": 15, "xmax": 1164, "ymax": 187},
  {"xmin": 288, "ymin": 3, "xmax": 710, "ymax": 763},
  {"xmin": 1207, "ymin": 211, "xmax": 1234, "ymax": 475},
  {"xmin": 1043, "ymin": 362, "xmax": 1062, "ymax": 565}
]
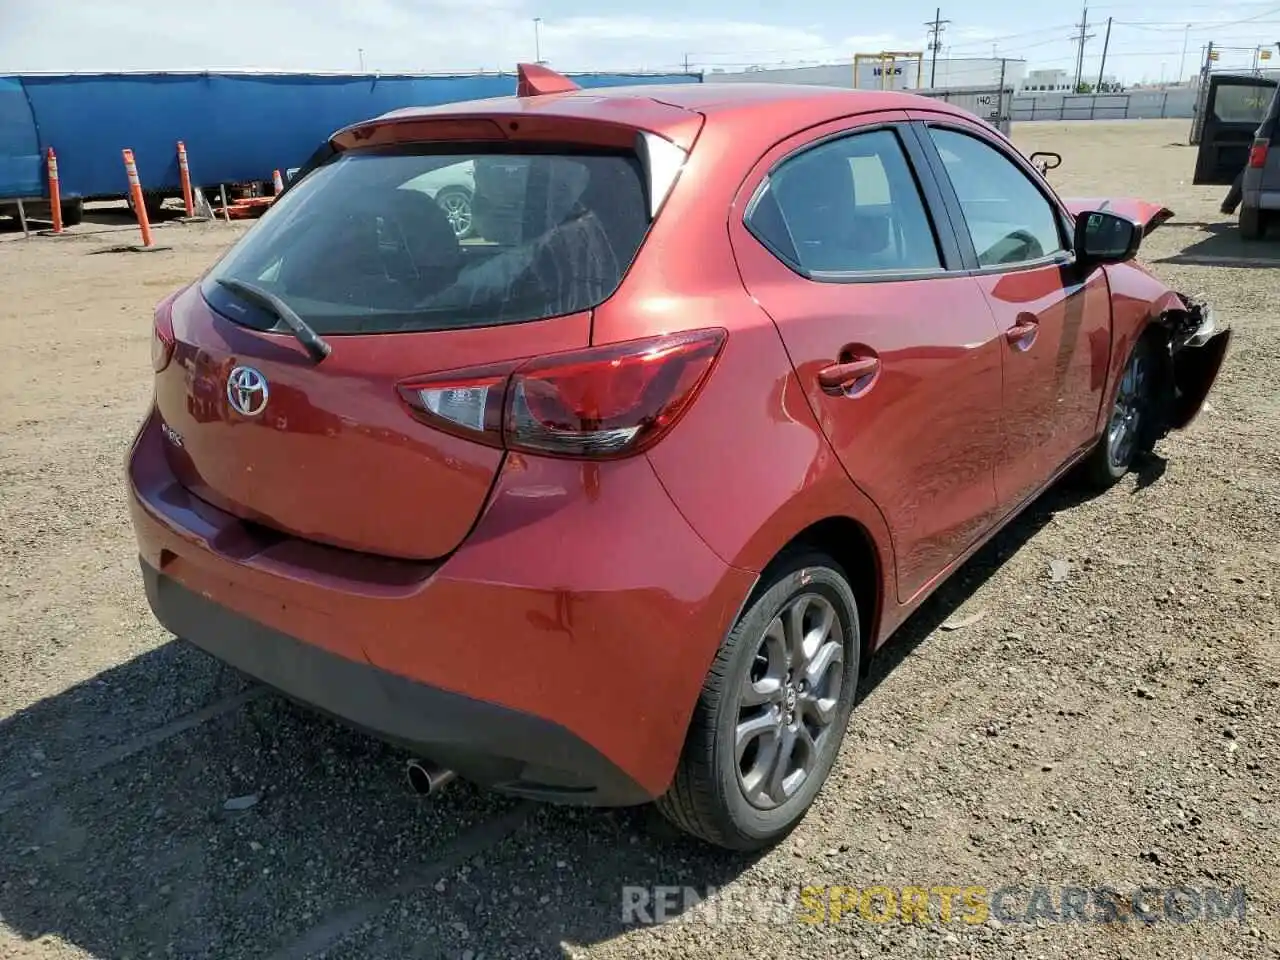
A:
[
  {"xmin": 745, "ymin": 128, "xmax": 943, "ymax": 276},
  {"xmin": 202, "ymin": 147, "xmax": 650, "ymax": 334}
]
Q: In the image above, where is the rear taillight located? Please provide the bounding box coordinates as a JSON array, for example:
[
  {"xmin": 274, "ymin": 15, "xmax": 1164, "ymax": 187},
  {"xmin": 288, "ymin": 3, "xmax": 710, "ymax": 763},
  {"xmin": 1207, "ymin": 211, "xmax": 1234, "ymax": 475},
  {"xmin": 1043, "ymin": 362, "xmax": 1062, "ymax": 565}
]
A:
[
  {"xmin": 1248, "ymin": 139, "xmax": 1269, "ymax": 169},
  {"xmin": 397, "ymin": 329, "xmax": 727, "ymax": 459},
  {"xmin": 152, "ymin": 305, "xmax": 176, "ymax": 373}
]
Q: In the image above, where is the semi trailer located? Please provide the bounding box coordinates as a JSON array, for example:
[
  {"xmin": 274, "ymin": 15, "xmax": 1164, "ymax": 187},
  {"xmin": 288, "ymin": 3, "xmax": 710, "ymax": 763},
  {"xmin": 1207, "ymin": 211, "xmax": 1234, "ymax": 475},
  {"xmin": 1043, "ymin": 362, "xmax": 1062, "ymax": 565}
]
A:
[{"xmin": 0, "ymin": 69, "xmax": 702, "ymax": 227}]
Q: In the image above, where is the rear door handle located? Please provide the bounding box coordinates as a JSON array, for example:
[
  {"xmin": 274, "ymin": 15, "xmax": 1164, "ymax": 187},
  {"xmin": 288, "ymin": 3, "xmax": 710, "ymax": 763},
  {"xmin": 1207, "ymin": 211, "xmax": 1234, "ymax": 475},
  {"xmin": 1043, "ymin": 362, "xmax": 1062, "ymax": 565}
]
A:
[
  {"xmin": 818, "ymin": 357, "xmax": 880, "ymax": 395},
  {"xmin": 1005, "ymin": 319, "xmax": 1039, "ymax": 344}
]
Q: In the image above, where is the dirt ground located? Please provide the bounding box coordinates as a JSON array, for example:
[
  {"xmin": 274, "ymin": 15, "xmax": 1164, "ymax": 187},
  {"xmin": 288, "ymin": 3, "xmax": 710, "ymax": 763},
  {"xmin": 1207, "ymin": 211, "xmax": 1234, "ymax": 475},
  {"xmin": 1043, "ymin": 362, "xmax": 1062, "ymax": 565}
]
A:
[{"xmin": 0, "ymin": 119, "xmax": 1276, "ymax": 960}]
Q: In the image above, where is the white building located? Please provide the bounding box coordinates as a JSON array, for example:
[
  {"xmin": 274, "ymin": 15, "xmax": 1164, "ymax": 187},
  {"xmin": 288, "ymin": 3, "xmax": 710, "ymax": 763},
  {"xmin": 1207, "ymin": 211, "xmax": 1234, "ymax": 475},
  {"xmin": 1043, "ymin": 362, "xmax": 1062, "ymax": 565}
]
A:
[
  {"xmin": 704, "ymin": 57, "xmax": 1026, "ymax": 92},
  {"xmin": 1020, "ymin": 68, "xmax": 1073, "ymax": 93}
]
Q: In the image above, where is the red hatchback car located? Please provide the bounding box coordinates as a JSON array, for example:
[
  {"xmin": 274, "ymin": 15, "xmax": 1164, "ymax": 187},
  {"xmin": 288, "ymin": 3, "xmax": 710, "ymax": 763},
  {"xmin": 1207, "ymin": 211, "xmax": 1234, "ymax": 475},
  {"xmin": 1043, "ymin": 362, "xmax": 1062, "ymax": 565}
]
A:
[{"xmin": 128, "ymin": 66, "xmax": 1230, "ymax": 850}]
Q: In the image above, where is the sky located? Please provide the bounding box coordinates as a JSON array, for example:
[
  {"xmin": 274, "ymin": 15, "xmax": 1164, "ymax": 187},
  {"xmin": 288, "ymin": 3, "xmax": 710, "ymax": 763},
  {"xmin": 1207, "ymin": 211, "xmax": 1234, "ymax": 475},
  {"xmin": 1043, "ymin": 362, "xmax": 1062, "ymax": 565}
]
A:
[{"xmin": 2, "ymin": 0, "xmax": 1279, "ymax": 85}]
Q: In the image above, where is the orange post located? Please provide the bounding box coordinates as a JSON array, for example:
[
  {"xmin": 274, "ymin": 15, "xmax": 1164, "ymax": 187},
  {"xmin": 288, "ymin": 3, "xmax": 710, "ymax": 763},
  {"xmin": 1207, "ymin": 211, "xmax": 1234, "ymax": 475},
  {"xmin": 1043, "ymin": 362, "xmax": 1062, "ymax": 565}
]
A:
[
  {"xmin": 177, "ymin": 141, "xmax": 195, "ymax": 218},
  {"xmin": 122, "ymin": 148, "xmax": 154, "ymax": 247},
  {"xmin": 46, "ymin": 148, "xmax": 63, "ymax": 234},
  {"xmin": 272, "ymin": 168, "xmax": 284, "ymax": 195}
]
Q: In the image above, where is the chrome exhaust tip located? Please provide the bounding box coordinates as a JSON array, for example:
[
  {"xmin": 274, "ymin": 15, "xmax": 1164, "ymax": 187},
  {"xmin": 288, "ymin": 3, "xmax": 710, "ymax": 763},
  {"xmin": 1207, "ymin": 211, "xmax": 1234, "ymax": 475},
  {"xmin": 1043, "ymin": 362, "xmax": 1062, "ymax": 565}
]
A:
[{"xmin": 406, "ymin": 758, "xmax": 457, "ymax": 797}]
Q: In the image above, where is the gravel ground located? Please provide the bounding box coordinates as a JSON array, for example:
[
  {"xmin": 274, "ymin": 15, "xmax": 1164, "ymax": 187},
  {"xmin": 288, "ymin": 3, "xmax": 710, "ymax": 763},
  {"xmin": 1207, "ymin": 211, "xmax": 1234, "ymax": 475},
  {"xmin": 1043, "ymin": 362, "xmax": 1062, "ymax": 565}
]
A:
[{"xmin": 1, "ymin": 119, "xmax": 1277, "ymax": 960}]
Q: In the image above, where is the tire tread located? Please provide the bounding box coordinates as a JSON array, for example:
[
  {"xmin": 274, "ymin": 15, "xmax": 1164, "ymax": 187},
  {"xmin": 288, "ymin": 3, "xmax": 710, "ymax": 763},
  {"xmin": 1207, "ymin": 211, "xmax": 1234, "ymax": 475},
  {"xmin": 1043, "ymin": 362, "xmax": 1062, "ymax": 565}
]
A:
[{"xmin": 656, "ymin": 550, "xmax": 856, "ymax": 849}]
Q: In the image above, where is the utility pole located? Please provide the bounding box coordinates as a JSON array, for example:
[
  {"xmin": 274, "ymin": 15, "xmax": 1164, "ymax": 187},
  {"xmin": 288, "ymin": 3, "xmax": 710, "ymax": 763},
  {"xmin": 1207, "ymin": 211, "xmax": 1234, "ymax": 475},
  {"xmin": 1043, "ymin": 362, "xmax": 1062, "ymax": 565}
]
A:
[
  {"xmin": 925, "ymin": 8, "xmax": 950, "ymax": 88},
  {"xmin": 533, "ymin": 18, "xmax": 544, "ymax": 64},
  {"xmin": 358, "ymin": 48, "xmax": 365, "ymax": 72},
  {"xmin": 997, "ymin": 58, "xmax": 1008, "ymax": 132},
  {"xmin": 1073, "ymin": 5, "xmax": 1094, "ymax": 92},
  {"xmin": 1096, "ymin": 17, "xmax": 1112, "ymax": 91},
  {"xmin": 682, "ymin": 52, "xmax": 691, "ymax": 73},
  {"xmin": 1178, "ymin": 24, "xmax": 1191, "ymax": 83},
  {"xmin": 1070, "ymin": 5, "xmax": 1100, "ymax": 92}
]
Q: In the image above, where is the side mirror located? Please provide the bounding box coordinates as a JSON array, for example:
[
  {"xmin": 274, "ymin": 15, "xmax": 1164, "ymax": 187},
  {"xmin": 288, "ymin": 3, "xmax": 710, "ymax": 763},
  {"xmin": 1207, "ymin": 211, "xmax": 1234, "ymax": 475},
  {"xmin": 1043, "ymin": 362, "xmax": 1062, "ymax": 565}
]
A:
[
  {"xmin": 1074, "ymin": 210, "xmax": 1142, "ymax": 266},
  {"xmin": 1030, "ymin": 151, "xmax": 1062, "ymax": 176}
]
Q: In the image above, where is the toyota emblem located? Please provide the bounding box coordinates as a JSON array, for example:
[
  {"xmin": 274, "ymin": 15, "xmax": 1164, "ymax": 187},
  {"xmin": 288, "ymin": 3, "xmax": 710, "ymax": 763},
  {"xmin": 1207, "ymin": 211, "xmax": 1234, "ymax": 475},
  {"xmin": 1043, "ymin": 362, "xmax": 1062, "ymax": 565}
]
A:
[{"xmin": 227, "ymin": 366, "xmax": 269, "ymax": 417}]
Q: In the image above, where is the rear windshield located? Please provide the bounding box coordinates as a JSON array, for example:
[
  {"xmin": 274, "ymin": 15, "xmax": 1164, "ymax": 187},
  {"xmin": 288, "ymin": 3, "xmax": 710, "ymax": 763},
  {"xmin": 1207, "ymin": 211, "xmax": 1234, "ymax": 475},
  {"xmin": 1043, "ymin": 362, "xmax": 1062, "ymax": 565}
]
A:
[{"xmin": 202, "ymin": 146, "xmax": 650, "ymax": 335}]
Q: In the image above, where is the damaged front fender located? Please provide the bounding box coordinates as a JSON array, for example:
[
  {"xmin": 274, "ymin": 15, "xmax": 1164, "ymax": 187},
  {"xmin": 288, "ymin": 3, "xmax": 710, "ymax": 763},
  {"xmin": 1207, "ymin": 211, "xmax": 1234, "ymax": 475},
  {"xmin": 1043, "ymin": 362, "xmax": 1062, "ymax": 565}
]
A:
[{"xmin": 1154, "ymin": 293, "xmax": 1231, "ymax": 431}]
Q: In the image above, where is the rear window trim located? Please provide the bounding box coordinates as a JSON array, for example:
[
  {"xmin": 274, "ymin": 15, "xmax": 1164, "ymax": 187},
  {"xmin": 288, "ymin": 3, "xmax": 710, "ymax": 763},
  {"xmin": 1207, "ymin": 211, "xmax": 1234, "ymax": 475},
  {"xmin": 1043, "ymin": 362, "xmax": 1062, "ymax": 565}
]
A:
[{"xmin": 201, "ymin": 142, "xmax": 656, "ymax": 338}]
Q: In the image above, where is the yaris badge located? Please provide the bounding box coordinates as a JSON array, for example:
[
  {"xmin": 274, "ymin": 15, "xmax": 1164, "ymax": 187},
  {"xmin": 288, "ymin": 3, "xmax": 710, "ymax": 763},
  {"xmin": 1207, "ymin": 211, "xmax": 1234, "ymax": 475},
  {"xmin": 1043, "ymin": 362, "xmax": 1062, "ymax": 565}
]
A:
[{"xmin": 227, "ymin": 366, "xmax": 269, "ymax": 417}]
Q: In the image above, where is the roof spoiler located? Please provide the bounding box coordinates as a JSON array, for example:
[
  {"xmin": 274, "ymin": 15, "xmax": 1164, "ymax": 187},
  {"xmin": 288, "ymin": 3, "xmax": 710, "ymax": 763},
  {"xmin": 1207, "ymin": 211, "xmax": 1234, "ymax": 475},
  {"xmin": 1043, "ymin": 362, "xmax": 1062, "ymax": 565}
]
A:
[{"xmin": 516, "ymin": 62, "xmax": 579, "ymax": 97}]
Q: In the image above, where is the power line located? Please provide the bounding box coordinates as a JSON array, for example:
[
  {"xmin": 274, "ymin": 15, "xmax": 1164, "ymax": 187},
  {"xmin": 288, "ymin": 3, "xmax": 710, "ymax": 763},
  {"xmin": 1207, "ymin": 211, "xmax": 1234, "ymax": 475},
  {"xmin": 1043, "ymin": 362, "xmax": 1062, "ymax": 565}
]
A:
[
  {"xmin": 1113, "ymin": 5, "xmax": 1280, "ymax": 29},
  {"xmin": 946, "ymin": 24, "xmax": 1074, "ymax": 48}
]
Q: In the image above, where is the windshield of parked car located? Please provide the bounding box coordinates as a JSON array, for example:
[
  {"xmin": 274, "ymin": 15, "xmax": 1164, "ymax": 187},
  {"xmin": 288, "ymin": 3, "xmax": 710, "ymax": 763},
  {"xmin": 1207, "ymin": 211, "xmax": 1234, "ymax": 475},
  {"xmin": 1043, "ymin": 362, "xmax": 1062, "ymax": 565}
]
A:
[{"xmin": 202, "ymin": 146, "xmax": 650, "ymax": 335}]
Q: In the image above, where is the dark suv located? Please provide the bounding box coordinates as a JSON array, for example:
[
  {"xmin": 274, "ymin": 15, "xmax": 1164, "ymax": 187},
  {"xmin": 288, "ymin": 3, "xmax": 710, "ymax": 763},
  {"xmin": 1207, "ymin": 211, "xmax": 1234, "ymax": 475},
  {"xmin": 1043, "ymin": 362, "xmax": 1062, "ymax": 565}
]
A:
[{"xmin": 1194, "ymin": 71, "xmax": 1280, "ymax": 239}]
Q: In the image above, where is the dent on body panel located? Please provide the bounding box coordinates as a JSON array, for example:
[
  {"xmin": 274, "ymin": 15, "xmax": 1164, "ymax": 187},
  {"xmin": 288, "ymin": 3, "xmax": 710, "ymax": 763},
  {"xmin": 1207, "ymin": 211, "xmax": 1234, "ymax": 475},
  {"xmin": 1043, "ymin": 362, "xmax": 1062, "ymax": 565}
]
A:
[
  {"xmin": 990, "ymin": 266, "xmax": 1110, "ymax": 462},
  {"xmin": 819, "ymin": 338, "xmax": 1000, "ymax": 601},
  {"xmin": 779, "ymin": 279, "xmax": 1004, "ymax": 602}
]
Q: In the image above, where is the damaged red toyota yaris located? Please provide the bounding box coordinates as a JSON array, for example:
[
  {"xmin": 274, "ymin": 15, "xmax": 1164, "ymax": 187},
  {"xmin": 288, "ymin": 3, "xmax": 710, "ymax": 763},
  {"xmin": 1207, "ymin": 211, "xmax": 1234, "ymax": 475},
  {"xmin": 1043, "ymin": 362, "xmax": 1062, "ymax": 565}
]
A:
[{"xmin": 128, "ymin": 65, "xmax": 1230, "ymax": 850}]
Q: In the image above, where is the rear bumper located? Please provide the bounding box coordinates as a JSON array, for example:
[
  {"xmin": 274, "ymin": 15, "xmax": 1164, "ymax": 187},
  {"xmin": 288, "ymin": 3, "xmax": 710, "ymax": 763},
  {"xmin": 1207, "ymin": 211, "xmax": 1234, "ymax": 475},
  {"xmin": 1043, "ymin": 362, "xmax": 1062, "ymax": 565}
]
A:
[
  {"xmin": 1253, "ymin": 190, "xmax": 1280, "ymax": 211},
  {"xmin": 142, "ymin": 562, "xmax": 649, "ymax": 804},
  {"xmin": 127, "ymin": 411, "xmax": 755, "ymax": 805}
]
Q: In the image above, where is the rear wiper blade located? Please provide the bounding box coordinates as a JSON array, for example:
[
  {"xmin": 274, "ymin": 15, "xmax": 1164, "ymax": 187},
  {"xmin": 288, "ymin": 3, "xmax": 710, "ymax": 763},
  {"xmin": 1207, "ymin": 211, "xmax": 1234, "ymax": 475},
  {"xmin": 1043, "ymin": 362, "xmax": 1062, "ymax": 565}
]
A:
[{"xmin": 215, "ymin": 277, "xmax": 332, "ymax": 363}]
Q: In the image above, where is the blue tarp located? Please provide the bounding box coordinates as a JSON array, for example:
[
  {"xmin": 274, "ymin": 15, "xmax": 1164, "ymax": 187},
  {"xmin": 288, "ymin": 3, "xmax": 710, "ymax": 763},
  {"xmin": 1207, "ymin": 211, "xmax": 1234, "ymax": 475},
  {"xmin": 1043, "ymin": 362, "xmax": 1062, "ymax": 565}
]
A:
[
  {"xmin": 0, "ymin": 77, "xmax": 42, "ymax": 198},
  {"xmin": 0, "ymin": 71, "xmax": 701, "ymax": 200}
]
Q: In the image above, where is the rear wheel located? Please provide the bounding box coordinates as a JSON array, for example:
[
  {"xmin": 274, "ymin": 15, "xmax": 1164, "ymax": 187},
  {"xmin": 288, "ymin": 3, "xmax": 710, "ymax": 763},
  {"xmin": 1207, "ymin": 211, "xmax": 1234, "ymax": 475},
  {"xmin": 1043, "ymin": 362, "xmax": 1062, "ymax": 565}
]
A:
[
  {"xmin": 656, "ymin": 552, "xmax": 860, "ymax": 850},
  {"xmin": 1081, "ymin": 335, "xmax": 1159, "ymax": 488},
  {"xmin": 127, "ymin": 191, "xmax": 165, "ymax": 222},
  {"xmin": 1240, "ymin": 204, "xmax": 1265, "ymax": 241}
]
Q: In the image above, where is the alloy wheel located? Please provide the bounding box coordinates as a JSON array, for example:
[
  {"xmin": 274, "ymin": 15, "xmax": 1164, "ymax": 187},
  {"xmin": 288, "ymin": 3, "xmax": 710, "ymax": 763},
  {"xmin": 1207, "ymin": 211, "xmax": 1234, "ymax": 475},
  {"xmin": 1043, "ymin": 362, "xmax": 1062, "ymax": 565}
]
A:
[
  {"xmin": 1108, "ymin": 348, "xmax": 1148, "ymax": 470},
  {"xmin": 735, "ymin": 592, "xmax": 845, "ymax": 809},
  {"xmin": 438, "ymin": 191, "xmax": 473, "ymax": 238}
]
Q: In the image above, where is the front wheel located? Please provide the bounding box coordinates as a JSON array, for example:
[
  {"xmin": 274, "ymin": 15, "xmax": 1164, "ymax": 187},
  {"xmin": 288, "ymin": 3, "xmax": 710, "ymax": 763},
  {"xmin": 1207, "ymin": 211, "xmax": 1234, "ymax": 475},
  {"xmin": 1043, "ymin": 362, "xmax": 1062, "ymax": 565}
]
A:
[
  {"xmin": 1081, "ymin": 335, "xmax": 1159, "ymax": 488},
  {"xmin": 656, "ymin": 552, "xmax": 861, "ymax": 850}
]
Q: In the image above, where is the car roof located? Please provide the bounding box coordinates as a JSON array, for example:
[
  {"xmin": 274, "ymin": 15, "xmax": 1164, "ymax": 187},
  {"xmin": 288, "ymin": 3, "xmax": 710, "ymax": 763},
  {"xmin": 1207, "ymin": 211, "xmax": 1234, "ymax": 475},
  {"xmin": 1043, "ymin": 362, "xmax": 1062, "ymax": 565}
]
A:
[
  {"xmin": 600, "ymin": 82, "xmax": 947, "ymax": 113},
  {"xmin": 351, "ymin": 82, "xmax": 976, "ymax": 156}
]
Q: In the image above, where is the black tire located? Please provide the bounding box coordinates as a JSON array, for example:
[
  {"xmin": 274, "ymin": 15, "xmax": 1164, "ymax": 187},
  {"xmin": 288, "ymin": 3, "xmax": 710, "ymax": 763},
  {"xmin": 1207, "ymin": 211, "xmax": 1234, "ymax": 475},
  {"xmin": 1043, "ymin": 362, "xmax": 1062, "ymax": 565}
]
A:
[
  {"xmin": 60, "ymin": 198, "xmax": 83, "ymax": 227},
  {"xmin": 1240, "ymin": 204, "xmax": 1265, "ymax": 241},
  {"xmin": 655, "ymin": 551, "xmax": 861, "ymax": 850},
  {"xmin": 1080, "ymin": 335, "xmax": 1161, "ymax": 488},
  {"xmin": 127, "ymin": 191, "xmax": 165, "ymax": 222}
]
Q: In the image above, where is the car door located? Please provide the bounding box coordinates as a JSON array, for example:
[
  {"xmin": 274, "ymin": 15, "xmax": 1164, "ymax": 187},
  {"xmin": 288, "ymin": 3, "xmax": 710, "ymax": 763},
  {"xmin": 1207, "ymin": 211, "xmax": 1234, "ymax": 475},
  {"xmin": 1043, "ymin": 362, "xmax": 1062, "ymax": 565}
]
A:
[
  {"xmin": 910, "ymin": 116, "xmax": 1112, "ymax": 510},
  {"xmin": 728, "ymin": 113, "xmax": 1006, "ymax": 603},
  {"xmin": 1193, "ymin": 74, "xmax": 1279, "ymax": 185}
]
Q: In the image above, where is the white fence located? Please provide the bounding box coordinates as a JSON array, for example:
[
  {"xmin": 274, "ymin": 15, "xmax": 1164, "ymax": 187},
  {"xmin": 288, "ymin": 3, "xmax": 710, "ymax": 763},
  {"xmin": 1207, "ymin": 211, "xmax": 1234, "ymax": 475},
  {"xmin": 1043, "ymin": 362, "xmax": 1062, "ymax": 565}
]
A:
[
  {"xmin": 916, "ymin": 85, "xmax": 1013, "ymax": 135},
  {"xmin": 1011, "ymin": 88, "xmax": 1199, "ymax": 123}
]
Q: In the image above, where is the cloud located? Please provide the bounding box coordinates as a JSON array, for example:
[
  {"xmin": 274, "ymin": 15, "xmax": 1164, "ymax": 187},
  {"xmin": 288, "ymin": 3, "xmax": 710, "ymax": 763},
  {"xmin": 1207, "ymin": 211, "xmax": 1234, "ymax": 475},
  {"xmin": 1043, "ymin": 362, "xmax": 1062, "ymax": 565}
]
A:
[{"xmin": 1, "ymin": 0, "xmax": 910, "ymax": 74}]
